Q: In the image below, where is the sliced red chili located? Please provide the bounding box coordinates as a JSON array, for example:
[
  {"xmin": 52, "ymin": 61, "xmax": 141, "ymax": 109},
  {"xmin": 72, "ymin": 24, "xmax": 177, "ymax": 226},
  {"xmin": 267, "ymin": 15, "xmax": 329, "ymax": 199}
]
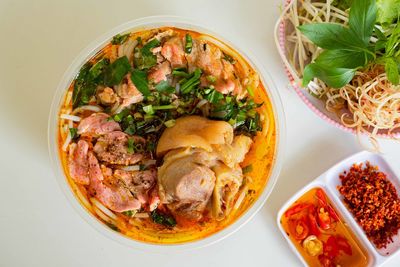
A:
[
  {"xmin": 336, "ymin": 235, "xmax": 353, "ymax": 255},
  {"xmin": 284, "ymin": 203, "xmax": 312, "ymax": 218},
  {"xmin": 324, "ymin": 236, "xmax": 340, "ymax": 258},
  {"xmin": 327, "ymin": 205, "xmax": 339, "ymax": 222},
  {"xmin": 288, "ymin": 218, "xmax": 309, "ymax": 240},
  {"xmin": 307, "ymin": 210, "xmax": 321, "ymax": 237},
  {"xmin": 316, "ymin": 188, "xmax": 328, "ymax": 208}
]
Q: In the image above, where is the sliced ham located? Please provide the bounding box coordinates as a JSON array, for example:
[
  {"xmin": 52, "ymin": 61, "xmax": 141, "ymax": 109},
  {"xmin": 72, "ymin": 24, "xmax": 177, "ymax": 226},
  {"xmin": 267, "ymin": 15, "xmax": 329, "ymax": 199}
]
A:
[
  {"xmin": 93, "ymin": 131, "xmax": 143, "ymax": 165},
  {"xmin": 77, "ymin": 113, "xmax": 121, "ymax": 137},
  {"xmin": 68, "ymin": 140, "xmax": 90, "ymax": 185},
  {"xmin": 88, "ymin": 152, "xmax": 141, "ymax": 212}
]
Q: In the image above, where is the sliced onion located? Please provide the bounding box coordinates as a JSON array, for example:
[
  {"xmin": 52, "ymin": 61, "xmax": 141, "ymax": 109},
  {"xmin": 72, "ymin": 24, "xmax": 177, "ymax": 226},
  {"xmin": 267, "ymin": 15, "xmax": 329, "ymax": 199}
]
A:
[
  {"xmin": 196, "ymin": 99, "xmax": 208, "ymax": 108},
  {"xmin": 234, "ymin": 185, "xmax": 248, "ymax": 210},
  {"xmin": 93, "ymin": 207, "xmax": 115, "ymax": 224},
  {"xmin": 60, "ymin": 114, "xmax": 81, "ymax": 122},
  {"xmin": 72, "ymin": 105, "xmax": 103, "ymax": 114},
  {"xmin": 90, "ymin": 198, "xmax": 117, "ymax": 220},
  {"xmin": 121, "ymin": 165, "xmax": 140, "ymax": 172}
]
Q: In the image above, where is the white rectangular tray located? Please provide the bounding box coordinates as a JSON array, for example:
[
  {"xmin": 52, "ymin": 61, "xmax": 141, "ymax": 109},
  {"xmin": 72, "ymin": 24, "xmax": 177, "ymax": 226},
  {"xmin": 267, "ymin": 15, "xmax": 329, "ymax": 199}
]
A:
[{"xmin": 277, "ymin": 151, "xmax": 400, "ymax": 267}]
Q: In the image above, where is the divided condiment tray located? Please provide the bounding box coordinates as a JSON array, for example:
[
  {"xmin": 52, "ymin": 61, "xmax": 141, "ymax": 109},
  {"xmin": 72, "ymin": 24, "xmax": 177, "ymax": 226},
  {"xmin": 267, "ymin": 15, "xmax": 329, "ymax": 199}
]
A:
[{"xmin": 277, "ymin": 151, "xmax": 400, "ymax": 266}]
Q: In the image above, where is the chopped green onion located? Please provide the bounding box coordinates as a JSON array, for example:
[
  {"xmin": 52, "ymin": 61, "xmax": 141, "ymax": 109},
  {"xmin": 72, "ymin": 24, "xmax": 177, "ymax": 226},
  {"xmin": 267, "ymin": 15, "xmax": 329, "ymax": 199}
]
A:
[
  {"xmin": 246, "ymin": 86, "xmax": 255, "ymax": 97},
  {"xmin": 164, "ymin": 119, "xmax": 176, "ymax": 128},
  {"xmin": 180, "ymin": 68, "xmax": 202, "ymax": 94},
  {"xmin": 185, "ymin": 34, "xmax": 193, "ymax": 53},
  {"xmin": 143, "ymin": 105, "xmax": 155, "ymax": 115},
  {"xmin": 113, "ymin": 108, "xmax": 130, "ymax": 122},
  {"xmin": 153, "ymin": 105, "xmax": 175, "ymax": 110},
  {"xmin": 172, "ymin": 68, "xmax": 190, "ymax": 78},
  {"xmin": 155, "ymin": 80, "xmax": 175, "ymax": 93},
  {"xmin": 223, "ymin": 53, "xmax": 236, "ymax": 64}
]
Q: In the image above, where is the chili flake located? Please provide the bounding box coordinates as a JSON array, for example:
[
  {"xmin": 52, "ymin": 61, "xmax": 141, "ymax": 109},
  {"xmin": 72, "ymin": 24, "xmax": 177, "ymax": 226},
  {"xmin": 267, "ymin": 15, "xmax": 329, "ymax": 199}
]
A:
[{"xmin": 338, "ymin": 162, "xmax": 400, "ymax": 249}]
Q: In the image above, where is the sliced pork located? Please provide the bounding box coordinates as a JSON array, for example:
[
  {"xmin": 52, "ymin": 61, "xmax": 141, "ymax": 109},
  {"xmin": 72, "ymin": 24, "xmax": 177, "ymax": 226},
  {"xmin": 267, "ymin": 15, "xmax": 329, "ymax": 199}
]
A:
[
  {"xmin": 68, "ymin": 140, "xmax": 90, "ymax": 185},
  {"xmin": 77, "ymin": 113, "xmax": 121, "ymax": 137},
  {"xmin": 93, "ymin": 131, "xmax": 144, "ymax": 165},
  {"xmin": 88, "ymin": 152, "xmax": 141, "ymax": 212}
]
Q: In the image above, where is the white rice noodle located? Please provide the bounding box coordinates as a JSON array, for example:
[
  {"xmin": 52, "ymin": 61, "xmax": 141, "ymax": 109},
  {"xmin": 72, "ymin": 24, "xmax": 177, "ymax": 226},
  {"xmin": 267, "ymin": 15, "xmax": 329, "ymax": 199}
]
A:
[
  {"xmin": 60, "ymin": 114, "xmax": 81, "ymax": 122},
  {"xmin": 234, "ymin": 184, "xmax": 248, "ymax": 210},
  {"xmin": 93, "ymin": 207, "xmax": 115, "ymax": 224},
  {"xmin": 70, "ymin": 182, "xmax": 92, "ymax": 212},
  {"xmin": 134, "ymin": 212, "xmax": 149, "ymax": 218},
  {"xmin": 62, "ymin": 130, "xmax": 72, "ymax": 151},
  {"xmin": 90, "ymin": 197, "xmax": 117, "ymax": 220},
  {"xmin": 72, "ymin": 105, "xmax": 103, "ymax": 114},
  {"xmin": 121, "ymin": 165, "xmax": 140, "ymax": 172},
  {"xmin": 64, "ymin": 91, "xmax": 73, "ymax": 106}
]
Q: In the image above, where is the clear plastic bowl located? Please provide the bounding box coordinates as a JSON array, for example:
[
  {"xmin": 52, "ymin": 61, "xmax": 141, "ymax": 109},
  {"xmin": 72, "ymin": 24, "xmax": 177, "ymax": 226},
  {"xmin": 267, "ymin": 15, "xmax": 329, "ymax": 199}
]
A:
[{"xmin": 48, "ymin": 16, "xmax": 286, "ymax": 252}]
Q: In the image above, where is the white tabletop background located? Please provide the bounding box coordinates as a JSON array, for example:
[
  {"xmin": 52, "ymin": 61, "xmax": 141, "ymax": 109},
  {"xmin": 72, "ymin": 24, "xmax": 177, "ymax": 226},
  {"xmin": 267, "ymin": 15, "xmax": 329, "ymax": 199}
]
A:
[{"xmin": 0, "ymin": 0, "xmax": 399, "ymax": 266}]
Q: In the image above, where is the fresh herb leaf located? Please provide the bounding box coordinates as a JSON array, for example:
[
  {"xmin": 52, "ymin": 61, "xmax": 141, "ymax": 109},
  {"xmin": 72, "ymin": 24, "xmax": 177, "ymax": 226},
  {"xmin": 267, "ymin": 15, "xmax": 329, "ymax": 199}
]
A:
[
  {"xmin": 111, "ymin": 33, "xmax": 130, "ymax": 45},
  {"xmin": 303, "ymin": 63, "xmax": 356, "ymax": 88},
  {"xmin": 185, "ymin": 34, "xmax": 193, "ymax": 53},
  {"xmin": 130, "ymin": 69, "xmax": 151, "ymax": 96},
  {"xmin": 206, "ymin": 89, "xmax": 224, "ymax": 104},
  {"xmin": 104, "ymin": 56, "xmax": 131, "ymax": 86},
  {"xmin": 89, "ymin": 58, "xmax": 110, "ymax": 81},
  {"xmin": 106, "ymin": 222, "xmax": 119, "ymax": 232},
  {"xmin": 376, "ymin": 0, "xmax": 400, "ymax": 25},
  {"xmin": 298, "ymin": 23, "xmax": 366, "ymax": 50},
  {"xmin": 134, "ymin": 38, "xmax": 160, "ymax": 70},
  {"xmin": 349, "ymin": 0, "xmax": 377, "ymax": 45},
  {"xmin": 385, "ymin": 57, "xmax": 400, "ymax": 85},
  {"xmin": 315, "ymin": 49, "xmax": 372, "ymax": 68},
  {"xmin": 150, "ymin": 210, "xmax": 176, "ymax": 227},
  {"xmin": 155, "ymin": 80, "xmax": 175, "ymax": 93},
  {"xmin": 69, "ymin": 127, "xmax": 78, "ymax": 140},
  {"xmin": 72, "ymin": 63, "xmax": 94, "ymax": 108}
]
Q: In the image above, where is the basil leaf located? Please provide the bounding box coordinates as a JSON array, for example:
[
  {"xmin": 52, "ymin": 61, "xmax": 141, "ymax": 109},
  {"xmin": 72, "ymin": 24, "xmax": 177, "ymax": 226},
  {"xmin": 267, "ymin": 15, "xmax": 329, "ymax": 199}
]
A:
[
  {"xmin": 104, "ymin": 56, "xmax": 131, "ymax": 86},
  {"xmin": 315, "ymin": 49, "xmax": 372, "ymax": 68},
  {"xmin": 303, "ymin": 63, "xmax": 356, "ymax": 88},
  {"xmin": 72, "ymin": 63, "xmax": 91, "ymax": 108},
  {"xmin": 349, "ymin": 0, "xmax": 377, "ymax": 45},
  {"xmin": 130, "ymin": 69, "xmax": 151, "ymax": 96},
  {"xmin": 89, "ymin": 58, "xmax": 110, "ymax": 81},
  {"xmin": 111, "ymin": 33, "xmax": 130, "ymax": 45},
  {"xmin": 385, "ymin": 57, "xmax": 400, "ymax": 85},
  {"xmin": 298, "ymin": 23, "xmax": 366, "ymax": 50},
  {"xmin": 134, "ymin": 39, "xmax": 161, "ymax": 70},
  {"xmin": 376, "ymin": 0, "xmax": 400, "ymax": 25}
]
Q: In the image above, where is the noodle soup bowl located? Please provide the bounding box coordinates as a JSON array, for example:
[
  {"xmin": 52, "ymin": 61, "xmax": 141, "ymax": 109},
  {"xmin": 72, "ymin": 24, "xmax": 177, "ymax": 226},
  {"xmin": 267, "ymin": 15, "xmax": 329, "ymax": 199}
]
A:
[{"xmin": 48, "ymin": 16, "xmax": 286, "ymax": 252}]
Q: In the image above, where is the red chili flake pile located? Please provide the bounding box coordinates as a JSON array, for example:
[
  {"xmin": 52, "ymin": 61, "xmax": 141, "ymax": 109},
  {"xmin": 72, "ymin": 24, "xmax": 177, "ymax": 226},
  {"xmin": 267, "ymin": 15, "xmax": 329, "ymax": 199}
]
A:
[{"xmin": 338, "ymin": 161, "xmax": 400, "ymax": 249}]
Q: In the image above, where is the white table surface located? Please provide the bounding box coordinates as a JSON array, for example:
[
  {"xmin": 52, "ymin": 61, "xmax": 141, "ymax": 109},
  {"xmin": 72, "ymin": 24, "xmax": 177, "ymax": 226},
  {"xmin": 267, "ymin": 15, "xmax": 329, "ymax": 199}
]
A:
[{"xmin": 0, "ymin": 0, "xmax": 399, "ymax": 266}]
